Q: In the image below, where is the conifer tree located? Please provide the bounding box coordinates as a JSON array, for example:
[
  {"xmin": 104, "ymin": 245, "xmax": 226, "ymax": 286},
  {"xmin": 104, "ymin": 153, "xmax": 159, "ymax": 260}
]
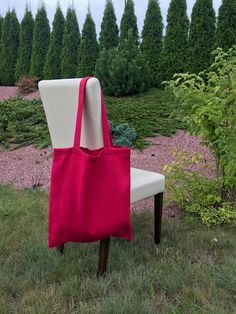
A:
[
  {"xmin": 160, "ymin": 0, "xmax": 189, "ymax": 81},
  {"xmin": 120, "ymin": 0, "xmax": 139, "ymax": 45},
  {"xmin": 77, "ymin": 11, "xmax": 98, "ymax": 77},
  {"xmin": 99, "ymin": 0, "xmax": 119, "ymax": 49},
  {"xmin": 0, "ymin": 10, "xmax": 19, "ymax": 85},
  {"xmin": 141, "ymin": 0, "xmax": 163, "ymax": 86},
  {"xmin": 30, "ymin": 5, "xmax": 50, "ymax": 78},
  {"xmin": 216, "ymin": 0, "xmax": 236, "ymax": 50},
  {"xmin": 188, "ymin": 0, "xmax": 216, "ymax": 73},
  {"xmin": 44, "ymin": 6, "xmax": 64, "ymax": 79},
  {"xmin": 15, "ymin": 7, "xmax": 34, "ymax": 80},
  {"xmin": 61, "ymin": 7, "xmax": 80, "ymax": 78},
  {"xmin": 96, "ymin": 30, "xmax": 150, "ymax": 96},
  {"xmin": 0, "ymin": 15, "xmax": 3, "ymax": 61}
]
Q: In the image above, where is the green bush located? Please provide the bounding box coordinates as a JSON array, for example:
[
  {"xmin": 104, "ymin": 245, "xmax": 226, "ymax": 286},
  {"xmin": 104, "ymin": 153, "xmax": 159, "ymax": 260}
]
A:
[
  {"xmin": 164, "ymin": 46, "xmax": 236, "ymax": 203},
  {"xmin": 164, "ymin": 151, "xmax": 236, "ymax": 227},
  {"xmin": 95, "ymin": 31, "xmax": 150, "ymax": 96},
  {"xmin": 110, "ymin": 121, "xmax": 137, "ymax": 147}
]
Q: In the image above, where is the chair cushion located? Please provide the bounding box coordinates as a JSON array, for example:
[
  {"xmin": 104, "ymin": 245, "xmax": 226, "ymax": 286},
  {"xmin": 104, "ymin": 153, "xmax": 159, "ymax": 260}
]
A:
[{"xmin": 131, "ymin": 168, "xmax": 165, "ymax": 204}]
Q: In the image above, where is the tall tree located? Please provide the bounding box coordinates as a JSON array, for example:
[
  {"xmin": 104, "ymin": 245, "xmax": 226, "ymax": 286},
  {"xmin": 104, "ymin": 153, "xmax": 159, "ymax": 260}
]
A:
[
  {"xmin": 120, "ymin": 0, "xmax": 139, "ymax": 45},
  {"xmin": 77, "ymin": 11, "xmax": 98, "ymax": 77},
  {"xmin": 141, "ymin": 0, "xmax": 163, "ymax": 86},
  {"xmin": 61, "ymin": 7, "xmax": 80, "ymax": 78},
  {"xmin": 160, "ymin": 0, "xmax": 189, "ymax": 81},
  {"xmin": 188, "ymin": 0, "xmax": 216, "ymax": 73},
  {"xmin": 99, "ymin": 0, "xmax": 119, "ymax": 49},
  {"xmin": 15, "ymin": 6, "xmax": 34, "ymax": 80},
  {"xmin": 0, "ymin": 10, "xmax": 19, "ymax": 85},
  {"xmin": 30, "ymin": 5, "xmax": 50, "ymax": 78},
  {"xmin": 0, "ymin": 15, "xmax": 3, "ymax": 63},
  {"xmin": 44, "ymin": 6, "xmax": 64, "ymax": 79},
  {"xmin": 216, "ymin": 0, "xmax": 236, "ymax": 50}
]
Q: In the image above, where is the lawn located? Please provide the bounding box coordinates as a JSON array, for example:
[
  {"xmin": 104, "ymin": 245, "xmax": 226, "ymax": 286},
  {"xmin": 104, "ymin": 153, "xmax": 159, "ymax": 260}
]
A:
[
  {"xmin": 0, "ymin": 88, "xmax": 183, "ymax": 149},
  {"xmin": 0, "ymin": 185, "xmax": 235, "ymax": 313}
]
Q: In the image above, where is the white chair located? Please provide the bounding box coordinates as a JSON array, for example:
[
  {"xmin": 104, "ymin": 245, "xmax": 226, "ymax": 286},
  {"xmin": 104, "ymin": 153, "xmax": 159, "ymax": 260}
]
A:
[{"xmin": 39, "ymin": 78, "xmax": 165, "ymax": 276}]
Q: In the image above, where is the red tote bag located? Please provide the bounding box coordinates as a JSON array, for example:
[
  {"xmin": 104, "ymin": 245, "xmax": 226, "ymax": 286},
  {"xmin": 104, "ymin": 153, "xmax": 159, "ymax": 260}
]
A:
[{"xmin": 48, "ymin": 77, "xmax": 132, "ymax": 247}]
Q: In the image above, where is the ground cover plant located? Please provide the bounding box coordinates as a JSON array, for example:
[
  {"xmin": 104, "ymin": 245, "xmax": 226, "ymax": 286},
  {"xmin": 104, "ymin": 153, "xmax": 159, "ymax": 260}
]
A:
[
  {"xmin": 0, "ymin": 88, "xmax": 182, "ymax": 149},
  {"xmin": 0, "ymin": 185, "xmax": 235, "ymax": 313}
]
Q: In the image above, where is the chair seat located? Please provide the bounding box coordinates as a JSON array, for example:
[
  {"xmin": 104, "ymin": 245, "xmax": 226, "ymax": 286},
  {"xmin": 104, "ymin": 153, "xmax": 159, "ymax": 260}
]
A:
[{"xmin": 131, "ymin": 168, "xmax": 165, "ymax": 204}]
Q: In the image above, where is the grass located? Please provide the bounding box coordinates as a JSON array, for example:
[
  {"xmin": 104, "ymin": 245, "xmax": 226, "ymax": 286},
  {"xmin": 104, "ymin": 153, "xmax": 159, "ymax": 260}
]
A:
[
  {"xmin": 0, "ymin": 89, "xmax": 183, "ymax": 149},
  {"xmin": 0, "ymin": 185, "xmax": 235, "ymax": 313}
]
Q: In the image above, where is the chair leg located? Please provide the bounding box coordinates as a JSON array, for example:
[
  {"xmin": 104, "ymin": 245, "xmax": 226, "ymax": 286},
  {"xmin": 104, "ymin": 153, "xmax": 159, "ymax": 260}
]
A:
[
  {"xmin": 154, "ymin": 193, "xmax": 163, "ymax": 245},
  {"xmin": 97, "ymin": 237, "xmax": 111, "ymax": 277},
  {"xmin": 57, "ymin": 244, "xmax": 64, "ymax": 255}
]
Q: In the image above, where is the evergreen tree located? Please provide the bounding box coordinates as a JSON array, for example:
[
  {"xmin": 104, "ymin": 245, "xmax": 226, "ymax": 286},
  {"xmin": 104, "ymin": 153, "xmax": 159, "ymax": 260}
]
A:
[
  {"xmin": 77, "ymin": 11, "xmax": 98, "ymax": 77},
  {"xmin": 96, "ymin": 30, "xmax": 150, "ymax": 96},
  {"xmin": 0, "ymin": 10, "xmax": 19, "ymax": 85},
  {"xmin": 120, "ymin": 0, "xmax": 139, "ymax": 45},
  {"xmin": 44, "ymin": 6, "xmax": 64, "ymax": 79},
  {"xmin": 99, "ymin": 0, "xmax": 119, "ymax": 49},
  {"xmin": 15, "ymin": 7, "xmax": 34, "ymax": 80},
  {"xmin": 216, "ymin": 0, "xmax": 236, "ymax": 50},
  {"xmin": 0, "ymin": 15, "xmax": 3, "ymax": 61},
  {"xmin": 188, "ymin": 0, "xmax": 216, "ymax": 73},
  {"xmin": 61, "ymin": 7, "xmax": 80, "ymax": 78},
  {"xmin": 160, "ymin": 0, "xmax": 189, "ymax": 81},
  {"xmin": 141, "ymin": 0, "xmax": 163, "ymax": 86},
  {"xmin": 30, "ymin": 5, "xmax": 50, "ymax": 78}
]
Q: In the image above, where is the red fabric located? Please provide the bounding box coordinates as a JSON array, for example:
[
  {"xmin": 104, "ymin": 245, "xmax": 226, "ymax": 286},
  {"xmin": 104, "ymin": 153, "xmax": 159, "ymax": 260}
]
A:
[{"xmin": 48, "ymin": 77, "xmax": 132, "ymax": 247}]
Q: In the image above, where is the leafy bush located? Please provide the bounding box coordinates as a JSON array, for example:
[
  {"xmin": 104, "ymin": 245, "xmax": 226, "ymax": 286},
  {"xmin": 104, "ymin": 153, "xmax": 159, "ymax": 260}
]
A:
[
  {"xmin": 110, "ymin": 121, "xmax": 137, "ymax": 147},
  {"xmin": 95, "ymin": 31, "xmax": 150, "ymax": 96},
  {"xmin": 164, "ymin": 46, "xmax": 236, "ymax": 203},
  {"xmin": 164, "ymin": 151, "xmax": 236, "ymax": 227},
  {"xmin": 16, "ymin": 76, "xmax": 39, "ymax": 93}
]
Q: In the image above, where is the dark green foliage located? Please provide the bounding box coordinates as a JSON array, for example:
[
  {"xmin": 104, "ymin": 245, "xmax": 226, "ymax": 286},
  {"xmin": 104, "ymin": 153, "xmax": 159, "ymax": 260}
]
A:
[
  {"xmin": 120, "ymin": 0, "xmax": 139, "ymax": 45},
  {"xmin": 99, "ymin": 0, "xmax": 119, "ymax": 49},
  {"xmin": 109, "ymin": 121, "xmax": 137, "ymax": 147},
  {"xmin": 77, "ymin": 12, "xmax": 98, "ymax": 77},
  {"xmin": 216, "ymin": 0, "xmax": 236, "ymax": 50},
  {"xmin": 96, "ymin": 31, "xmax": 150, "ymax": 96},
  {"xmin": 30, "ymin": 6, "xmax": 50, "ymax": 78},
  {"xmin": 61, "ymin": 7, "xmax": 80, "ymax": 78},
  {"xmin": 141, "ymin": 0, "xmax": 163, "ymax": 86},
  {"xmin": 0, "ymin": 10, "xmax": 19, "ymax": 85},
  {"xmin": 188, "ymin": 0, "xmax": 216, "ymax": 73},
  {"xmin": 0, "ymin": 15, "xmax": 3, "ymax": 58},
  {"xmin": 0, "ymin": 97, "xmax": 50, "ymax": 149},
  {"xmin": 0, "ymin": 88, "xmax": 181, "ymax": 149},
  {"xmin": 160, "ymin": 0, "xmax": 189, "ymax": 81},
  {"xmin": 15, "ymin": 8, "xmax": 34, "ymax": 80},
  {"xmin": 44, "ymin": 6, "xmax": 64, "ymax": 79}
]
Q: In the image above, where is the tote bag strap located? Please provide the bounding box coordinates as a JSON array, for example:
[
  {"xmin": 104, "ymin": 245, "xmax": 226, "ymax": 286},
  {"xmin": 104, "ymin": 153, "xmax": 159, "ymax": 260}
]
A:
[{"xmin": 73, "ymin": 77, "xmax": 112, "ymax": 148}]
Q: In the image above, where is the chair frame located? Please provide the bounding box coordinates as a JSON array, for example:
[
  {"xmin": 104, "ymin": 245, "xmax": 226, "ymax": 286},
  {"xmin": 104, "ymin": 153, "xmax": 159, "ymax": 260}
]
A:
[{"xmin": 57, "ymin": 192, "xmax": 163, "ymax": 277}]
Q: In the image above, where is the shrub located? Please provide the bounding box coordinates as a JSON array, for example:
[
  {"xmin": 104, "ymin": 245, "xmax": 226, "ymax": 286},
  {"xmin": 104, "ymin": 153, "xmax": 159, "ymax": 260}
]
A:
[
  {"xmin": 164, "ymin": 46, "xmax": 236, "ymax": 204},
  {"xmin": 16, "ymin": 76, "xmax": 39, "ymax": 94},
  {"xmin": 164, "ymin": 151, "xmax": 236, "ymax": 227},
  {"xmin": 95, "ymin": 31, "xmax": 150, "ymax": 96},
  {"xmin": 110, "ymin": 121, "xmax": 137, "ymax": 147}
]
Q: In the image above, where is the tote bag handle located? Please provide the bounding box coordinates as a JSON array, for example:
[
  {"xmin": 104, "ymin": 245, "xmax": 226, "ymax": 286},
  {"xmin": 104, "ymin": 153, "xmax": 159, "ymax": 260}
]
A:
[{"xmin": 73, "ymin": 77, "xmax": 112, "ymax": 148}]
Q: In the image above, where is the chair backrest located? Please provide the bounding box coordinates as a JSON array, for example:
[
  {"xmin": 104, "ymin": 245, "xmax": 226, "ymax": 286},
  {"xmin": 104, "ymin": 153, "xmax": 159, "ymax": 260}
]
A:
[{"xmin": 38, "ymin": 77, "xmax": 103, "ymax": 149}]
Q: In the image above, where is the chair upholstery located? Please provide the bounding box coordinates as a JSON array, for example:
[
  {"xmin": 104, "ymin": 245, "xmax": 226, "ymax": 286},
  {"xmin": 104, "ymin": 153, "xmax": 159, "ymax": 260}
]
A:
[{"xmin": 131, "ymin": 168, "xmax": 165, "ymax": 203}]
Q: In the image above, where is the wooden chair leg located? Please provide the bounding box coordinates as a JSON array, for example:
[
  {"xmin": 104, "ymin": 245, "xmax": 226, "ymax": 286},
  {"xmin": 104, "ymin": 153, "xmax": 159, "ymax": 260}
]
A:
[
  {"xmin": 57, "ymin": 244, "xmax": 65, "ymax": 255},
  {"xmin": 154, "ymin": 193, "xmax": 163, "ymax": 245},
  {"xmin": 97, "ymin": 237, "xmax": 110, "ymax": 277}
]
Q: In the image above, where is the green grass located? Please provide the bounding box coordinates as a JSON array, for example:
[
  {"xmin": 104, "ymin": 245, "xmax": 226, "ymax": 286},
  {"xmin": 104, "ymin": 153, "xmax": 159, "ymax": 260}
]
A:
[
  {"xmin": 0, "ymin": 89, "xmax": 183, "ymax": 149},
  {"xmin": 0, "ymin": 185, "xmax": 235, "ymax": 313}
]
